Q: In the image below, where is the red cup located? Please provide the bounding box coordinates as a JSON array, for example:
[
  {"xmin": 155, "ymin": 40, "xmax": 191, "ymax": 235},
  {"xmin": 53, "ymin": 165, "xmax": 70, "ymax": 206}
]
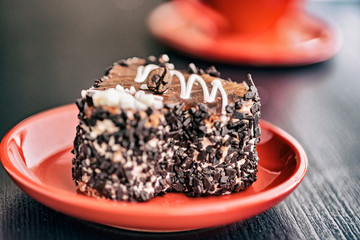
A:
[
  {"xmin": 148, "ymin": 0, "xmax": 341, "ymax": 65},
  {"xmin": 175, "ymin": 0, "xmax": 303, "ymax": 35}
]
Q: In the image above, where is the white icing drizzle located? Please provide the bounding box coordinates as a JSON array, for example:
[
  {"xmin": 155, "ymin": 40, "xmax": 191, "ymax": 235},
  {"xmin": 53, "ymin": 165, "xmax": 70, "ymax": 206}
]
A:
[
  {"xmin": 169, "ymin": 70, "xmax": 187, "ymax": 97},
  {"xmin": 134, "ymin": 64, "xmax": 159, "ymax": 83},
  {"xmin": 134, "ymin": 65, "xmax": 229, "ymax": 114}
]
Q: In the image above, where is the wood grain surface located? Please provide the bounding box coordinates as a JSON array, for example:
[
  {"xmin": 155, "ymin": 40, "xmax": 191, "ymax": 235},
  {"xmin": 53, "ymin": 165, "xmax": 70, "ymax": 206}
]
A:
[{"xmin": 0, "ymin": 1, "xmax": 359, "ymax": 239}]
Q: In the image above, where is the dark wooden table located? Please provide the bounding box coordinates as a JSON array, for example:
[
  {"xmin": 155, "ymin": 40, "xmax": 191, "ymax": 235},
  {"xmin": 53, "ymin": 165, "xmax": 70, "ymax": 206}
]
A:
[{"xmin": 1, "ymin": 1, "xmax": 359, "ymax": 239}]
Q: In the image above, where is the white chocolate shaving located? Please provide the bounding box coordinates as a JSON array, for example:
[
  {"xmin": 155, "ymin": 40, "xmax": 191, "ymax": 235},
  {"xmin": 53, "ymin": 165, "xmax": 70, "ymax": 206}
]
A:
[
  {"xmin": 139, "ymin": 84, "xmax": 148, "ymax": 90},
  {"xmin": 89, "ymin": 84, "xmax": 163, "ymax": 110}
]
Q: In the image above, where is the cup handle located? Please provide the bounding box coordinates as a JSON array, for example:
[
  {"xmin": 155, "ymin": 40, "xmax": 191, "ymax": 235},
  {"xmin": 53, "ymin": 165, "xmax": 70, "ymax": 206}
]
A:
[{"xmin": 174, "ymin": 0, "xmax": 231, "ymax": 36}]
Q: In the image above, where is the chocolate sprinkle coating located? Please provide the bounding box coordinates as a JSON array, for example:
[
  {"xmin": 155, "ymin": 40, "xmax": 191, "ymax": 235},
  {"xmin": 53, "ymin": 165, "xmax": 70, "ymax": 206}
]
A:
[{"xmin": 72, "ymin": 56, "xmax": 261, "ymax": 202}]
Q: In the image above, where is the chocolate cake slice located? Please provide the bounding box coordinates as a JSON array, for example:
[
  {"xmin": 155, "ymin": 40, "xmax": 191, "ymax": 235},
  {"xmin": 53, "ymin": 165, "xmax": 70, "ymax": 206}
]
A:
[{"xmin": 72, "ymin": 55, "xmax": 261, "ymax": 202}]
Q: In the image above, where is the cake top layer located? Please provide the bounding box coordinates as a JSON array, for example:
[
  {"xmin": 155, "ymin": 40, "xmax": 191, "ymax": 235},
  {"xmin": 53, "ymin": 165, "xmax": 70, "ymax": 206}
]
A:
[{"xmin": 84, "ymin": 55, "xmax": 257, "ymax": 116}]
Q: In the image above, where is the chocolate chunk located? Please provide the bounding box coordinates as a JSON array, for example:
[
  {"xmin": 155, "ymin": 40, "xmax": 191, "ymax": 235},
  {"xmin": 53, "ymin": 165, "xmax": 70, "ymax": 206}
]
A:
[
  {"xmin": 228, "ymin": 119, "xmax": 241, "ymax": 129},
  {"xmin": 224, "ymin": 155, "xmax": 231, "ymax": 163},
  {"xmin": 115, "ymin": 59, "xmax": 128, "ymax": 67},
  {"xmin": 166, "ymin": 114, "xmax": 178, "ymax": 124},
  {"xmin": 203, "ymin": 177, "xmax": 211, "ymax": 190},
  {"xmin": 104, "ymin": 65, "xmax": 113, "ymax": 75},
  {"xmin": 85, "ymin": 93, "xmax": 94, "ymax": 107},
  {"xmin": 213, "ymin": 171, "xmax": 220, "ymax": 181},
  {"xmin": 175, "ymin": 148, "xmax": 185, "ymax": 158},
  {"xmin": 198, "ymin": 125, "xmax": 207, "ymax": 133},
  {"xmin": 247, "ymin": 74, "xmax": 255, "ymax": 86},
  {"xmin": 193, "ymin": 185, "xmax": 203, "ymax": 194},
  {"xmin": 192, "ymin": 177, "xmax": 202, "ymax": 187},
  {"xmin": 173, "ymin": 182, "xmax": 184, "ymax": 191},
  {"xmin": 250, "ymin": 85, "xmax": 257, "ymax": 93},
  {"xmin": 254, "ymin": 92, "xmax": 261, "ymax": 102},
  {"xmin": 73, "ymin": 167, "xmax": 82, "ymax": 179},
  {"xmin": 198, "ymin": 151, "xmax": 207, "ymax": 162},
  {"xmin": 140, "ymin": 192, "xmax": 149, "ymax": 201},
  {"xmin": 225, "ymin": 168, "xmax": 237, "ymax": 176},
  {"xmin": 215, "ymin": 149, "xmax": 223, "ymax": 159},
  {"xmin": 206, "ymin": 66, "xmax": 221, "ymax": 77},
  {"xmin": 221, "ymin": 126, "xmax": 229, "ymax": 136},
  {"xmin": 174, "ymin": 103, "xmax": 185, "ymax": 116},
  {"xmin": 212, "ymin": 157, "xmax": 220, "ymax": 166},
  {"xmin": 198, "ymin": 103, "xmax": 207, "ymax": 112},
  {"xmin": 183, "ymin": 117, "xmax": 192, "ymax": 127},
  {"xmin": 214, "ymin": 121, "xmax": 221, "ymax": 130},
  {"xmin": 208, "ymin": 136, "xmax": 217, "ymax": 144},
  {"xmin": 255, "ymin": 126, "xmax": 261, "ymax": 138},
  {"xmin": 232, "ymin": 111, "xmax": 244, "ymax": 119},
  {"xmin": 224, "ymin": 137, "xmax": 232, "ymax": 146},
  {"xmin": 145, "ymin": 107, "xmax": 153, "ymax": 116},
  {"xmin": 75, "ymin": 99, "xmax": 84, "ymax": 111},
  {"xmin": 93, "ymin": 79, "xmax": 102, "ymax": 88},
  {"xmin": 185, "ymin": 147, "xmax": 195, "ymax": 157},
  {"xmin": 189, "ymin": 107, "xmax": 197, "ymax": 114},
  {"xmin": 220, "ymin": 175, "xmax": 228, "ymax": 184},
  {"xmin": 93, "ymin": 180, "xmax": 105, "ymax": 192},
  {"xmin": 235, "ymin": 100, "xmax": 243, "ymax": 109},
  {"xmin": 100, "ymin": 160, "xmax": 111, "ymax": 170},
  {"xmin": 194, "ymin": 110, "xmax": 202, "ymax": 118},
  {"xmin": 146, "ymin": 67, "xmax": 172, "ymax": 94},
  {"xmin": 225, "ymin": 104, "xmax": 235, "ymax": 114},
  {"xmin": 254, "ymin": 112, "xmax": 260, "ymax": 125},
  {"xmin": 182, "ymin": 157, "xmax": 192, "ymax": 169},
  {"xmin": 206, "ymin": 145, "xmax": 214, "ymax": 153},
  {"xmin": 251, "ymin": 102, "xmax": 260, "ymax": 114},
  {"xmin": 201, "ymin": 111, "xmax": 210, "ymax": 119},
  {"xmin": 245, "ymin": 91, "xmax": 255, "ymax": 100}
]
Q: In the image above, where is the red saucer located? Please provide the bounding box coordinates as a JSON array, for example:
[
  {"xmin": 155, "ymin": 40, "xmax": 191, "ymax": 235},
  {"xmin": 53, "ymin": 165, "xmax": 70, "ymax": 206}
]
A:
[
  {"xmin": 0, "ymin": 104, "xmax": 308, "ymax": 232},
  {"xmin": 148, "ymin": 2, "xmax": 341, "ymax": 66}
]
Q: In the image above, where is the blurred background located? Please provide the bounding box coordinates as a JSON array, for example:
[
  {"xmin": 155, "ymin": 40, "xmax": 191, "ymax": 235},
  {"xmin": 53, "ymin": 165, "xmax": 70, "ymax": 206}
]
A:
[
  {"xmin": 1, "ymin": 0, "xmax": 360, "ymax": 239},
  {"xmin": 0, "ymin": 0, "xmax": 358, "ymax": 137}
]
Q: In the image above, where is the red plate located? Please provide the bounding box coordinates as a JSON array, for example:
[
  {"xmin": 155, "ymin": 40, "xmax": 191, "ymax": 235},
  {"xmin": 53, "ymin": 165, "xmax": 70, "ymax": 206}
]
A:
[
  {"xmin": 148, "ymin": 1, "xmax": 341, "ymax": 66},
  {"xmin": 0, "ymin": 104, "xmax": 307, "ymax": 232}
]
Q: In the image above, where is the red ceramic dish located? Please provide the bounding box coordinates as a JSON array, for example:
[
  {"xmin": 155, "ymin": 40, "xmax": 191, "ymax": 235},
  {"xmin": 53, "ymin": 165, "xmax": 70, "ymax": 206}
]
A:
[
  {"xmin": 148, "ymin": 1, "xmax": 341, "ymax": 66},
  {"xmin": 0, "ymin": 104, "xmax": 307, "ymax": 232}
]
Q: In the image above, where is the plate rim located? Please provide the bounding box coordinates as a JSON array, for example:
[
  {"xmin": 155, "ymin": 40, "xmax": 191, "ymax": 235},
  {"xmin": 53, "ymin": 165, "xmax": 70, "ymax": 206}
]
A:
[{"xmin": 0, "ymin": 104, "xmax": 308, "ymax": 230}]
